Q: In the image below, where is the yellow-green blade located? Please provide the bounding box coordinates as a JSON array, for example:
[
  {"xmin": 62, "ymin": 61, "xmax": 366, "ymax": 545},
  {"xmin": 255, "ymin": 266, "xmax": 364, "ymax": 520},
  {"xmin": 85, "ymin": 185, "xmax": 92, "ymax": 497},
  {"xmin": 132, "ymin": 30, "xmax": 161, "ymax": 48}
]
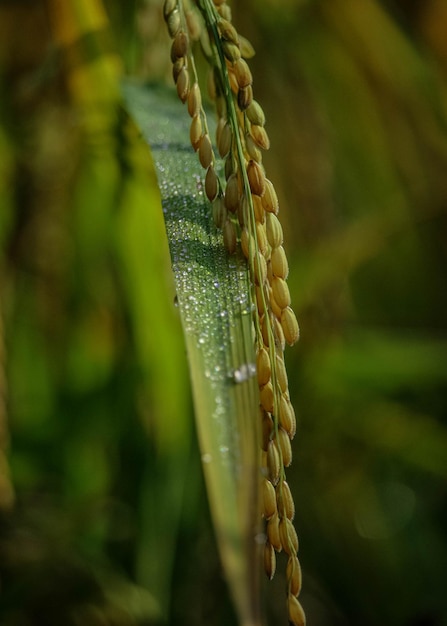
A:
[{"xmin": 124, "ymin": 82, "xmax": 263, "ymax": 626}]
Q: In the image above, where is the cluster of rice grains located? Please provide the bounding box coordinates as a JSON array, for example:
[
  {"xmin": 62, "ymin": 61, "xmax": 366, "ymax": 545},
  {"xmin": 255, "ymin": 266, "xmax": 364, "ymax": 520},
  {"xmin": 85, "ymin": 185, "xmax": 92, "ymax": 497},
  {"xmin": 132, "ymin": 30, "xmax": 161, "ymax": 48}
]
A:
[{"xmin": 163, "ymin": 1, "xmax": 304, "ymax": 624}]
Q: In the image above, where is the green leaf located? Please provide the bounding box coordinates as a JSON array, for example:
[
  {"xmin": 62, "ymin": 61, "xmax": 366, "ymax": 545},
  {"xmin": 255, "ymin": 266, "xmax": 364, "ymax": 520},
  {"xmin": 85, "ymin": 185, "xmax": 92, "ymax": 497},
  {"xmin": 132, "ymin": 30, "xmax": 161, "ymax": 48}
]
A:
[{"xmin": 123, "ymin": 82, "xmax": 262, "ymax": 626}]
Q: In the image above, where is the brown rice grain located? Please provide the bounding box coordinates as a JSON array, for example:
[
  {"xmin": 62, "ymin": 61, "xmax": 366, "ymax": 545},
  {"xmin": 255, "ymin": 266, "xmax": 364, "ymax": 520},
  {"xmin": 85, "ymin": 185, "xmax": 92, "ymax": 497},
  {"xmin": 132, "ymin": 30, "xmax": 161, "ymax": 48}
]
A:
[
  {"xmin": 247, "ymin": 159, "xmax": 265, "ymax": 196},
  {"xmin": 234, "ymin": 58, "xmax": 252, "ymax": 88},
  {"xmin": 172, "ymin": 30, "xmax": 188, "ymax": 58},
  {"xmin": 238, "ymin": 84, "xmax": 253, "ymax": 111}
]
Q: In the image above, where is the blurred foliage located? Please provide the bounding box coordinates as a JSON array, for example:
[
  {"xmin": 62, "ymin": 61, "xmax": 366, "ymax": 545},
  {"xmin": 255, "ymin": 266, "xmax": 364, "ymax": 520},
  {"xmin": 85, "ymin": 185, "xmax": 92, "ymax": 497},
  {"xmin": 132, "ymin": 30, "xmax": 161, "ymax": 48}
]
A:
[{"xmin": 0, "ymin": 1, "xmax": 446, "ymax": 626}]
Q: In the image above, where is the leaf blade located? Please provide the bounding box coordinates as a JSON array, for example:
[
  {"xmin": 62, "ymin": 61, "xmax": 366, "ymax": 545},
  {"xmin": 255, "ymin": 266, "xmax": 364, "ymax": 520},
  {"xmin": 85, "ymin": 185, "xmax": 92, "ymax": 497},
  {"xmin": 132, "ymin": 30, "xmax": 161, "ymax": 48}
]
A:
[{"xmin": 123, "ymin": 82, "xmax": 262, "ymax": 626}]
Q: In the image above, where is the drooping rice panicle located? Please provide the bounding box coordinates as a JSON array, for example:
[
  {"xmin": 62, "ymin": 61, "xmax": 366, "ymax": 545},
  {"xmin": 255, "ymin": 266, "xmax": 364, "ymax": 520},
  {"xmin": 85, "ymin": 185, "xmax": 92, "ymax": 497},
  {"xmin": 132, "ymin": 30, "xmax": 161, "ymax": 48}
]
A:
[{"xmin": 163, "ymin": 2, "xmax": 304, "ymax": 623}]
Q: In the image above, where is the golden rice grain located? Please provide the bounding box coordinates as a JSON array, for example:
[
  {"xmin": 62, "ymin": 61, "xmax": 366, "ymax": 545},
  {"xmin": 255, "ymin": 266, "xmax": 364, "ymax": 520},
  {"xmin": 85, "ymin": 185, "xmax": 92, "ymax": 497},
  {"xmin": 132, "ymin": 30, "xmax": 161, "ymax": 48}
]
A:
[
  {"xmin": 267, "ymin": 512, "xmax": 282, "ymax": 551},
  {"xmin": 256, "ymin": 346, "xmax": 271, "ymax": 386},
  {"xmin": 264, "ymin": 541, "xmax": 276, "ymax": 580},
  {"xmin": 269, "ymin": 285, "xmax": 283, "ymax": 320},
  {"xmin": 228, "ymin": 68, "xmax": 239, "ymax": 94},
  {"xmin": 288, "ymin": 594, "xmax": 306, "ymax": 626},
  {"xmin": 252, "ymin": 194, "xmax": 265, "ymax": 223},
  {"xmin": 205, "ymin": 165, "xmax": 218, "ymax": 201},
  {"xmin": 217, "ymin": 4, "xmax": 232, "ymax": 21},
  {"xmin": 261, "ymin": 314, "xmax": 271, "ymax": 347},
  {"xmin": 245, "ymin": 135, "xmax": 262, "ymax": 163},
  {"xmin": 198, "ymin": 133, "xmax": 213, "ymax": 169},
  {"xmin": 280, "ymin": 480, "xmax": 295, "ymax": 521},
  {"xmin": 239, "ymin": 227, "xmax": 249, "ymax": 259},
  {"xmin": 281, "ymin": 306, "xmax": 299, "ymax": 346},
  {"xmin": 256, "ymin": 284, "xmax": 269, "ymax": 317},
  {"xmin": 262, "ymin": 178, "xmax": 279, "ymax": 214},
  {"xmin": 216, "ymin": 117, "xmax": 224, "ymax": 147},
  {"xmin": 190, "ymin": 114, "xmax": 202, "ymax": 151},
  {"xmin": 287, "ymin": 555, "xmax": 302, "ymax": 597},
  {"xmin": 260, "ymin": 381, "xmax": 274, "ymax": 413},
  {"xmin": 239, "ymin": 34, "xmax": 256, "ymax": 59},
  {"xmin": 277, "ymin": 426, "xmax": 292, "ymax": 467},
  {"xmin": 222, "ymin": 40, "xmax": 241, "ymax": 62},
  {"xmin": 266, "ymin": 439, "xmax": 280, "ymax": 485},
  {"xmin": 176, "ymin": 66, "xmax": 190, "ymax": 103},
  {"xmin": 247, "ymin": 159, "xmax": 265, "ymax": 196},
  {"xmin": 279, "ymin": 516, "xmax": 299, "ymax": 556},
  {"xmin": 251, "ymin": 124, "xmax": 270, "ymax": 151},
  {"xmin": 272, "ymin": 276, "xmax": 291, "ymax": 310},
  {"xmin": 273, "ymin": 315, "xmax": 286, "ymax": 351},
  {"xmin": 238, "ymin": 84, "xmax": 253, "ymax": 110},
  {"xmin": 262, "ymin": 478, "xmax": 277, "ymax": 520},
  {"xmin": 279, "ymin": 393, "xmax": 293, "ymax": 434},
  {"xmin": 254, "ymin": 250, "xmax": 267, "ymax": 286},
  {"xmin": 246, "ymin": 100, "xmax": 266, "ymax": 126},
  {"xmin": 234, "ymin": 58, "xmax": 252, "ymax": 88},
  {"xmin": 271, "ymin": 245, "xmax": 289, "ymax": 279},
  {"xmin": 187, "ymin": 82, "xmax": 202, "ymax": 117},
  {"xmin": 266, "ymin": 212, "xmax": 283, "ymax": 248},
  {"xmin": 255, "ymin": 222, "xmax": 268, "ymax": 256},
  {"xmin": 275, "ymin": 354, "xmax": 288, "ymax": 393},
  {"xmin": 218, "ymin": 18, "xmax": 238, "ymax": 44}
]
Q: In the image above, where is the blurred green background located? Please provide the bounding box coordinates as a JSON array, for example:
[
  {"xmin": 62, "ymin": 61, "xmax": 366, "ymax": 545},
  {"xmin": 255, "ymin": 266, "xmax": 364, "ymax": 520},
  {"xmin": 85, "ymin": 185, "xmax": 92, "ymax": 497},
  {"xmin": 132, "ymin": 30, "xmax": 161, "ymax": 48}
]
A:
[{"xmin": 1, "ymin": 1, "xmax": 447, "ymax": 625}]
